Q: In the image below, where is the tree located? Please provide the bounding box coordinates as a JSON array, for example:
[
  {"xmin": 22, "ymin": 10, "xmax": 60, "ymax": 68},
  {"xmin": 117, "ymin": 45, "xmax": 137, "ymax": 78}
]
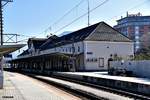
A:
[{"xmin": 135, "ymin": 46, "xmax": 150, "ymax": 60}]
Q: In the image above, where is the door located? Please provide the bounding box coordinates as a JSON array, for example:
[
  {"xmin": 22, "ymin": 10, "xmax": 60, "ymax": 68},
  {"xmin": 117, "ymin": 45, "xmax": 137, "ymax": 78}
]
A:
[{"xmin": 99, "ymin": 58, "xmax": 104, "ymax": 67}]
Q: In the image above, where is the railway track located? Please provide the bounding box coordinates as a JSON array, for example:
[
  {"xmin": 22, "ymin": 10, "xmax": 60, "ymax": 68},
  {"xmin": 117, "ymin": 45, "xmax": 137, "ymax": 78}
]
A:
[
  {"xmin": 9, "ymin": 69, "xmax": 149, "ymax": 100},
  {"xmin": 52, "ymin": 75, "xmax": 150, "ymax": 100},
  {"xmin": 19, "ymin": 72, "xmax": 150, "ymax": 100}
]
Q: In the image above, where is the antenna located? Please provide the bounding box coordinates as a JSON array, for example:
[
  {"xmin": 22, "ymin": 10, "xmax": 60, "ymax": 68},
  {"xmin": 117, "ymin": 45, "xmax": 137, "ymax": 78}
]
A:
[
  {"xmin": 87, "ymin": 0, "xmax": 90, "ymax": 26},
  {"xmin": 0, "ymin": 0, "xmax": 13, "ymax": 45}
]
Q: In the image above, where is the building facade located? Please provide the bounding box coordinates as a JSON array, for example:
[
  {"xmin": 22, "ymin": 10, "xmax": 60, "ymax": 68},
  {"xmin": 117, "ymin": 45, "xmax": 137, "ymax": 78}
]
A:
[
  {"xmin": 114, "ymin": 13, "xmax": 150, "ymax": 52},
  {"xmin": 11, "ymin": 22, "xmax": 134, "ymax": 73}
]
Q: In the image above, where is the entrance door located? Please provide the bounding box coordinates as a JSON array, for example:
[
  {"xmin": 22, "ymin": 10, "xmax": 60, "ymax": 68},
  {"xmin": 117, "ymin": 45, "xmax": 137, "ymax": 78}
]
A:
[{"xmin": 99, "ymin": 58, "xmax": 104, "ymax": 67}]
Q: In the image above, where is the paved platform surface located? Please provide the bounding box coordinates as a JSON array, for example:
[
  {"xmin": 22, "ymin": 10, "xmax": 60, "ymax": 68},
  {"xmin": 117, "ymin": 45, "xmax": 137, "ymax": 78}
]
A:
[
  {"xmin": 0, "ymin": 72, "xmax": 81, "ymax": 100},
  {"xmin": 59, "ymin": 72, "xmax": 150, "ymax": 85}
]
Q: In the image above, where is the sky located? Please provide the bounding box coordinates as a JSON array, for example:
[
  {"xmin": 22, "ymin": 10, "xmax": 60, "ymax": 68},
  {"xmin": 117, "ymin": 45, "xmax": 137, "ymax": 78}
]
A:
[{"xmin": 2, "ymin": 0, "xmax": 150, "ymax": 57}]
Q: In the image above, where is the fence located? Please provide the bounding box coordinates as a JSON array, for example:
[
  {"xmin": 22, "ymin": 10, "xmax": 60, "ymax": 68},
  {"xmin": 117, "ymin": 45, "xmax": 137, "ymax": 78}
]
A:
[{"xmin": 110, "ymin": 60, "xmax": 150, "ymax": 78}]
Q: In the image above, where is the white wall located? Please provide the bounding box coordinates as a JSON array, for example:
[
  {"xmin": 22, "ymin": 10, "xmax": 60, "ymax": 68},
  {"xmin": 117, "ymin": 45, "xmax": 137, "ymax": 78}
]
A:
[
  {"xmin": 18, "ymin": 42, "xmax": 84, "ymax": 61},
  {"xmin": 18, "ymin": 40, "xmax": 134, "ymax": 72},
  {"xmin": 84, "ymin": 41, "xmax": 134, "ymax": 71},
  {"xmin": 111, "ymin": 60, "xmax": 150, "ymax": 78},
  {"xmin": 41, "ymin": 42, "xmax": 84, "ymax": 55}
]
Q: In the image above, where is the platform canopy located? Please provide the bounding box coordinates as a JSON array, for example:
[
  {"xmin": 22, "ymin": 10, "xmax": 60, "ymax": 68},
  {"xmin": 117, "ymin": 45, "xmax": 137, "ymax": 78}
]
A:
[{"xmin": 0, "ymin": 44, "xmax": 26, "ymax": 55}]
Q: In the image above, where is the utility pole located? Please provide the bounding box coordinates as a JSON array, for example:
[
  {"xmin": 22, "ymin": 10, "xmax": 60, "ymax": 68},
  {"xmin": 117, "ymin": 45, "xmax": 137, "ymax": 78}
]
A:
[
  {"xmin": 87, "ymin": 0, "xmax": 90, "ymax": 26},
  {"xmin": 0, "ymin": 0, "xmax": 3, "ymax": 45},
  {"xmin": 0, "ymin": 0, "xmax": 13, "ymax": 45}
]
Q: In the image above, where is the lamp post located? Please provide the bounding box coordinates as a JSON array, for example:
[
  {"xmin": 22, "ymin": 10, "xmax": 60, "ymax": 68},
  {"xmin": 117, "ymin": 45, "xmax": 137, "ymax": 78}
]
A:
[{"xmin": 87, "ymin": 0, "xmax": 90, "ymax": 26}]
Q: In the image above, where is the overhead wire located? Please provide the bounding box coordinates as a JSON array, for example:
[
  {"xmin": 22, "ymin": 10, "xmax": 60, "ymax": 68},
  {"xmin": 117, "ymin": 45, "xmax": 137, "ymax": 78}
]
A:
[
  {"xmin": 54, "ymin": 0, "xmax": 148, "ymax": 34},
  {"xmin": 17, "ymin": 38, "xmax": 28, "ymax": 43},
  {"xmin": 106, "ymin": 0, "xmax": 149, "ymax": 22},
  {"xmin": 20, "ymin": 0, "xmax": 149, "ymax": 38},
  {"xmin": 54, "ymin": 0, "xmax": 109, "ymax": 34},
  {"xmin": 42, "ymin": 0, "xmax": 85, "ymax": 35},
  {"xmin": 17, "ymin": 34, "xmax": 35, "ymax": 38}
]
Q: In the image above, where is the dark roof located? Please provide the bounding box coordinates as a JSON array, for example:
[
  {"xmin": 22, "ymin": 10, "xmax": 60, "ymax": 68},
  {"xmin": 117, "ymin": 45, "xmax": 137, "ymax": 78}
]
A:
[
  {"xmin": 28, "ymin": 38, "xmax": 47, "ymax": 49},
  {"xmin": 16, "ymin": 22, "xmax": 132, "ymax": 58},
  {"xmin": 40, "ymin": 35, "xmax": 58, "ymax": 49},
  {"xmin": 40, "ymin": 22, "xmax": 132, "ymax": 50},
  {"xmin": 4, "ymin": 54, "xmax": 12, "ymax": 58},
  {"xmin": 85, "ymin": 22, "xmax": 132, "ymax": 42},
  {"xmin": 40, "ymin": 22, "xmax": 99, "ymax": 50},
  {"xmin": 18, "ymin": 49, "xmax": 29, "ymax": 57}
]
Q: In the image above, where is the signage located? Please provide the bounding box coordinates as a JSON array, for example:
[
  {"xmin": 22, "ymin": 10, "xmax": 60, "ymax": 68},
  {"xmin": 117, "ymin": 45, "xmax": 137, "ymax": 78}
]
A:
[
  {"xmin": 86, "ymin": 58, "xmax": 97, "ymax": 62},
  {"xmin": 87, "ymin": 52, "xmax": 93, "ymax": 55}
]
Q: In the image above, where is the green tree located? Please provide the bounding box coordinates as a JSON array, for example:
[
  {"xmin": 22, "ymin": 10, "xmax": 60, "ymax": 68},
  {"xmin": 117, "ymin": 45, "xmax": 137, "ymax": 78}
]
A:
[{"xmin": 135, "ymin": 46, "xmax": 150, "ymax": 60}]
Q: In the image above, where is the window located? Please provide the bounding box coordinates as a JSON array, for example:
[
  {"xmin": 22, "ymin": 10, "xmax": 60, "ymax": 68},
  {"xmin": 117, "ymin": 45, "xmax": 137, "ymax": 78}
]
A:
[
  {"xmin": 70, "ymin": 47, "xmax": 72, "ymax": 52},
  {"xmin": 86, "ymin": 58, "xmax": 97, "ymax": 62},
  {"xmin": 94, "ymin": 58, "xmax": 98, "ymax": 62},
  {"xmin": 99, "ymin": 58, "xmax": 104, "ymax": 67},
  {"xmin": 78, "ymin": 46, "xmax": 80, "ymax": 52},
  {"xmin": 72, "ymin": 47, "xmax": 75, "ymax": 53},
  {"xmin": 139, "ymin": 26, "xmax": 144, "ymax": 30}
]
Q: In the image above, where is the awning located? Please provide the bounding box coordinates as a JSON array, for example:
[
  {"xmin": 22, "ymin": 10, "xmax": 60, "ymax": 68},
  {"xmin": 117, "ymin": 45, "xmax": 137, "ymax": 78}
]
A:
[{"xmin": 0, "ymin": 44, "xmax": 26, "ymax": 56}]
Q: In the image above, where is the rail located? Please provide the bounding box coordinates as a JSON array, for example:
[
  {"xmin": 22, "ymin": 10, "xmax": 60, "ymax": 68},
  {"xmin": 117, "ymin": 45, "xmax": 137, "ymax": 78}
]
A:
[{"xmin": 21, "ymin": 72, "xmax": 150, "ymax": 100}]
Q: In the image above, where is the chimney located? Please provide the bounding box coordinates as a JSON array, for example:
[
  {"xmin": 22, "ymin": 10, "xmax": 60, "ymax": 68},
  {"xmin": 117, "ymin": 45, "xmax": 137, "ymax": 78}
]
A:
[{"xmin": 127, "ymin": 11, "xmax": 129, "ymax": 17}]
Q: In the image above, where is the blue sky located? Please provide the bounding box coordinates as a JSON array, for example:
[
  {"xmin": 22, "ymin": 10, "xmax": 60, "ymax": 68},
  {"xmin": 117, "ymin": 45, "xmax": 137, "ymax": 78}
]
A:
[
  {"xmin": 2, "ymin": 0, "xmax": 150, "ymax": 57},
  {"xmin": 3, "ymin": 0, "xmax": 150, "ymax": 38}
]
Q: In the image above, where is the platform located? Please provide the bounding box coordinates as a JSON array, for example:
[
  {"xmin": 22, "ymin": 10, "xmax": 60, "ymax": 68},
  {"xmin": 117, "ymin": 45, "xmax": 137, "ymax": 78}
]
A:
[
  {"xmin": 34, "ymin": 75, "xmax": 133, "ymax": 100},
  {"xmin": 0, "ymin": 72, "xmax": 81, "ymax": 100},
  {"xmin": 0, "ymin": 44, "xmax": 26, "ymax": 89},
  {"xmin": 53, "ymin": 72, "xmax": 150, "ymax": 95},
  {"xmin": 57, "ymin": 72, "xmax": 150, "ymax": 85}
]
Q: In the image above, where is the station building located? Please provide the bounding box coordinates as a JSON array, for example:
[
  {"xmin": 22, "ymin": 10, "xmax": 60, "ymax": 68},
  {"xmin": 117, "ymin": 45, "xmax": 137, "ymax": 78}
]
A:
[{"xmin": 11, "ymin": 22, "xmax": 134, "ymax": 72}]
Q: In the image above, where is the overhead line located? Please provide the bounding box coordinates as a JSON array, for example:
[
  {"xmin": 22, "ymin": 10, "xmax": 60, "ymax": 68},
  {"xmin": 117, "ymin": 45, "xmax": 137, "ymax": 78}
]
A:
[
  {"xmin": 34, "ymin": 0, "xmax": 146, "ymax": 38},
  {"xmin": 18, "ymin": 34, "xmax": 35, "ymax": 38},
  {"xmin": 54, "ymin": 0, "xmax": 109, "ymax": 34},
  {"xmin": 106, "ymin": 0, "xmax": 149, "ymax": 22},
  {"xmin": 42, "ymin": 0, "xmax": 85, "ymax": 35},
  {"xmin": 55, "ymin": 0, "xmax": 147, "ymax": 34},
  {"xmin": 17, "ymin": 38, "xmax": 28, "ymax": 43},
  {"xmin": 51, "ymin": 0, "xmax": 84, "ymax": 27}
]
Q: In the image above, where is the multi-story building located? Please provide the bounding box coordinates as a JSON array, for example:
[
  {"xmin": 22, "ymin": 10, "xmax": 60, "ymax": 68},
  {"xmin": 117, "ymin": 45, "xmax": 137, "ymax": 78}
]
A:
[
  {"xmin": 114, "ymin": 12, "xmax": 150, "ymax": 52},
  {"xmin": 11, "ymin": 22, "xmax": 134, "ymax": 72}
]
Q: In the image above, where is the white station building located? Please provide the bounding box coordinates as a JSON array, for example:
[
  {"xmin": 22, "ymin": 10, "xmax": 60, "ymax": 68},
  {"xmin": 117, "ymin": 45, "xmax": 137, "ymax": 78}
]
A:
[{"xmin": 11, "ymin": 22, "xmax": 134, "ymax": 72}]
